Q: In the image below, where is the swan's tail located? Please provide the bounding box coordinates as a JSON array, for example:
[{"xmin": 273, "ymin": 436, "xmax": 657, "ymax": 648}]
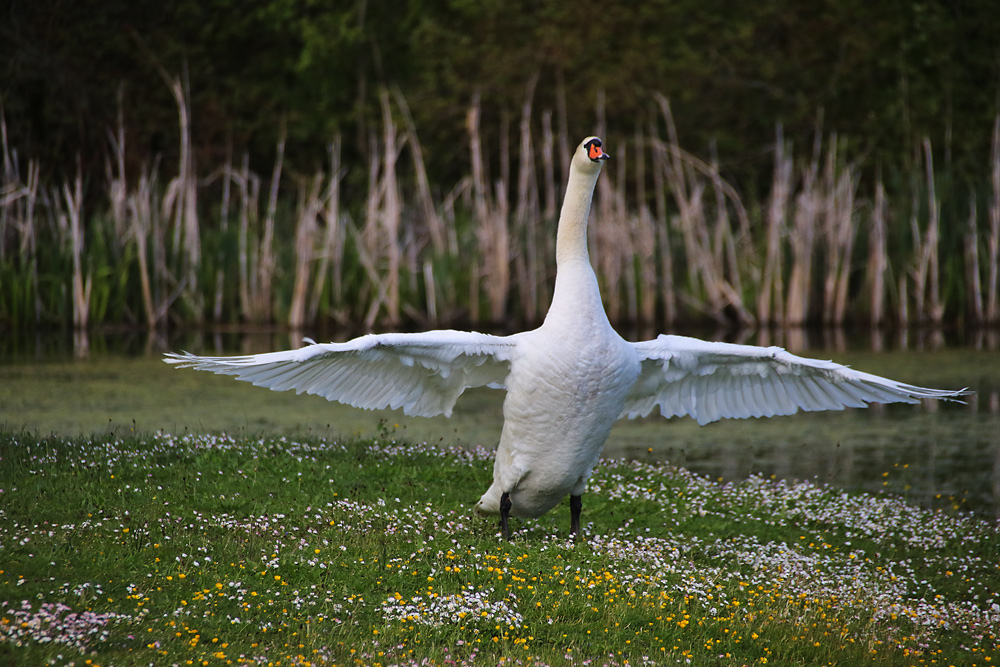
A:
[{"xmin": 474, "ymin": 484, "xmax": 503, "ymax": 516}]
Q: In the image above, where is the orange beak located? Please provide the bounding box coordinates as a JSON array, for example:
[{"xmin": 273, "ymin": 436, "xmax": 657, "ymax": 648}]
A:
[{"xmin": 588, "ymin": 143, "xmax": 610, "ymax": 161}]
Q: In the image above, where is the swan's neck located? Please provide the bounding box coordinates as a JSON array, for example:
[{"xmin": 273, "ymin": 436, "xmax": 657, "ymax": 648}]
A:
[
  {"xmin": 546, "ymin": 162, "xmax": 605, "ymax": 326},
  {"xmin": 555, "ymin": 165, "xmax": 600, "ymax": 267}
]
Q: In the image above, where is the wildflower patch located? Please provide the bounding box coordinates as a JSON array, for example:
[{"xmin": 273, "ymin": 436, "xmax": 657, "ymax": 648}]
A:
[{"xmin": 1, "ymin": 430, "xmax": 997, "ymax": 666}]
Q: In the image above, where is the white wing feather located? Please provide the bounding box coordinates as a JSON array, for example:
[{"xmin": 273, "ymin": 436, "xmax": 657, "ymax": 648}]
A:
[
  {"xmin": 624, "ymin": 334, "xmax": 968, "ymax": 425},
  {"xmin": 164, "ymin": 330, "xmax": 517, "ymax": 417}
]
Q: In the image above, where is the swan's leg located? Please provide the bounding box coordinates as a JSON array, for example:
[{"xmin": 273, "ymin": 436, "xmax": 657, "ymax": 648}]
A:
[
  {"xmin": 570, "ymin": 494, "xmax": 582, "ymax": 538},
  {"xmin": 500, "ymin": 492, "xmax": 512, "ymax": 540}
]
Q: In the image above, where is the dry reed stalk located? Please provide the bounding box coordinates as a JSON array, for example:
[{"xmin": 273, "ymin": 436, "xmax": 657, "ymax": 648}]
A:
[
  {"xmin": 211, "ymin": 144, "xmax": 234, "ymax": 323},
  {"xmin": 235, "ymin": 152, "xmax": 261, "ymax": 321},
  {"xmin": 440, "ymin": 176, "xmax": 471, "ymax": 312},
  {"xmin": 128, "ymin": 167, "xmax": 159, "ymax": 328},
  {"xmin": 924, "ymin": 138, "xmax": 944, "ymax": 324},
  {"xmin": 467, "ymin": 94, "xmax": 489, "ymax": 240},
  {"xmin": 656, "ymin": 94, "xmax": 703, "ymax": 300},
  {"xmin": 348, "ymin": 215, "xmax": 393, "ymax": 330},
  {"xmin": 467, "ymin": 93, "xmax": 510, "ymax": 323},
  {"xmin": 161, "ymin": 70, "xmax": 201, "ymax": 320},
  {"xmin": 499, "ymin": 110, "xmax": 511, "ymax": 206},
  {"xmin": 820, "ymin": 139, "xmax": 859, "ymax": 325},
  {"xmin": 62, "ymin": 166, "xmax": 90, "ymax": 329},
  {"xmin": 484, "ymin": 179, "xmax": 510, "ymax": 323},
  {"xmin": 358, "ymin": 91, "xmax": 404, "ymax": 327},
  {"xmin": 868, "ymin": 177, "xmax": 889, "ymax": 328},
  {"xmin": 648, "ymin": 132, "xmax": 677, "ymax": 325},
  {"xmin": 785, "ymin": 148, "xmax": 820, "ymax": 325},
  {"xmin": 538, "ymin": 110, "xmax": 557, "ymax": 313},
  {"xmin": 987, "ymin": 116, "xmax": 1000, "ymax": 323},
  {"xmin": 421, "ymin": 259, "xmax": 438, "ymax": 323},
  {"xmin": 252, "ymin": 131, "xmax": 285, "ymax": 323},
  {"xmin": 391, "ymin": 86, "xmax": 446, "ymax": 253},
  {"xmin": 965, "ymin": 194, "xmax": 984, "ymax": 323},
  {"xmin": 898, "ymin": 274, "xmax": 909, "ymax": 327},
  {"xmin": 633, "ymin": 128, "xmax": 657, "ymax": 325},
  {"xmin": 0, "ymin": 109, "xmax": 14, "ymax": 236},
  {"xmin": 514, "ymin": 71, "xmax": 541, "ymax": 322},
  {"xmin": 404, "ymin": 220, "xmax": 420, "ymax": 321},
  {"xmin": 361, "ymin": 132, "xmax": 382, "ymax": 316},
  {"xmin": 236, "ymin": 154, "xmax": 251, "ymax": 320},
  {"xmin": 591, "ymin": 97, "xmax": 613, "ymax": 313},
  {"xmin": 708, "ymin": 142, "xmax": 726, "ymax": 271},
  {"xmin": 554, "ymin": 68, "xmax": 570, "ymax": 182},
  {"xmin": 308, "ymin": 137, "xmax": 345, "ymax": 324},
  {"xmin": 911, "ymin": 138, "xmax": 944, "ymax": 324},
  {"xmin": 289, "ymin": 172, "xmax": 325, "ymax": 330},
  {"xmin": 380, "ymin": 90, "xmax": 402, "ymax": 325},
  {"xmin": 831, "ymin": 170, "xmax": 858, "ymax": 325},
  {"xmin": 654, "ymin": 94, "xmax": 752, "ymax": 324},
  {"xmin": 759, "ymin": 126, "xmax": 791, "ymax": 325},
  {"xmin": 613, "ymin": 142, "xmax": 640, "ymax": 323},
  {"xmin": 105, "ymin": 91, "xmax": 128, "ymax": 251},
  {"xmin": 655, "ymin": 94, "xmax": 707, "ymax": 307},
  {"xmin": 0, "ymin": 107, "xmax": 43, "ymax": 324},
  {"xmin": 708, "ymin": 141, "xmax": 747, "ymax": 320},
  {"xmin": 541, "ymin": 110, "xmax": 557, "ymax": 221},
  {"xmin": 593, "ymin": 139, "xmax": 629, "ymax": 323},
  {"xmin": 23, "ymin": 161, "xmax": 40, "ymax": 324}
]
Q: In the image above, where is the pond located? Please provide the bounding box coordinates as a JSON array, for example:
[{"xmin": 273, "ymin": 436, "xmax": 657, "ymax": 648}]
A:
[{"xmin": 1, "ymin": 327, "xmax": 999, "ymax": 517}]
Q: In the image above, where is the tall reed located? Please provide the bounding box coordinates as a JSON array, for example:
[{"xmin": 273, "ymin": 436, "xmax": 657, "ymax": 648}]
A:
[{"xmin": 2, "ymin": 85, "xmax": 998, "ymax": 334}]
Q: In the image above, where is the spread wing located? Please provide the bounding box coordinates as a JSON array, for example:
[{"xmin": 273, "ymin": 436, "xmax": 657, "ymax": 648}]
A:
[
  {"xmin": 624, "ymin": 334, "xmax": 969, "ymax": 425},
  {"xmin": 165, "ymin": 330, "xmax": 518, "ymax": 417}
]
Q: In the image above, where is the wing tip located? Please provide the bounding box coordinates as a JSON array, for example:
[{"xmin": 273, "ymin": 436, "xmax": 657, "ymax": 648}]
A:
[{"xmin": 163, "ymin": 351, "xmax": 196, "ymax": 365}]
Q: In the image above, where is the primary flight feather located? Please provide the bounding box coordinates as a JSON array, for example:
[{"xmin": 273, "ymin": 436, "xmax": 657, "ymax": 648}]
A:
[{"xmin": 166, "ymin": 136, "xmax": 967, "ymax": 539}]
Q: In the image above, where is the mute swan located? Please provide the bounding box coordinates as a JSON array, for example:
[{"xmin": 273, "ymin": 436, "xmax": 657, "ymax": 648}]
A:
[{"xmin": 166, "ymin": 136, "xmax": 968, "ymax": 539}]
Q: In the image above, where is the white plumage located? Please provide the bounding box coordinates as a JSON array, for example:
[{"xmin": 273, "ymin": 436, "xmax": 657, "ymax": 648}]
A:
[{"xmin": 166, "ymin": 136, "xmax": 967, "ymax": 538}]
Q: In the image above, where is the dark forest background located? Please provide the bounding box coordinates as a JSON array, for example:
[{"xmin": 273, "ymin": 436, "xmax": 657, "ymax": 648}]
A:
[{"xmin": 5, "ymin": 1, "xmax": 1000, "ymax": 182}]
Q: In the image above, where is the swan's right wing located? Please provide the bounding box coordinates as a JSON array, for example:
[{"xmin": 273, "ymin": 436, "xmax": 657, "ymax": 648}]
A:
[{"xmin": 165, "ymin": 330, "xmax": 518, "ymax": 417}]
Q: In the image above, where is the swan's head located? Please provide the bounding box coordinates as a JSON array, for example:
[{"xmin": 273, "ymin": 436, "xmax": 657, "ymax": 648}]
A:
[{"xmin": 574, "ymin": 136, "xmax": 610, "ymax": 173}]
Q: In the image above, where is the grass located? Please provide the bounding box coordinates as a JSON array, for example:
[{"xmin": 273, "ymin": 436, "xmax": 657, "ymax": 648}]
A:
[{"xmin": 1, "ymin": 429, "xmax": 998, "ymax": 666}]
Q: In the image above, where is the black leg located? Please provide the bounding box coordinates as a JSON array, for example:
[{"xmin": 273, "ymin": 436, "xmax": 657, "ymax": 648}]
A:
[
  {"xmin": 500, "ymin": 491, "xmax": 512, "ymax": 540},
  {"xmin": 570, "ymin": 494, "xmax": 582, "ymax": 539}
]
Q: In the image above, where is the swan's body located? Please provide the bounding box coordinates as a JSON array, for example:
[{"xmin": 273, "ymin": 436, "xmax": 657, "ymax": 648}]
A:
[{"xmin": 166, "ymin": 137, "xmax": 968, "ymax": 538}]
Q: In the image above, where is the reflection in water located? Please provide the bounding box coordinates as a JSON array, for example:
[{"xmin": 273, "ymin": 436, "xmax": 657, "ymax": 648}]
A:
[
  {"xmin": 2, "ymin": 326, "xmax": 999, "ymax": 517},
  {"xmin": 613, "ymin": 408, "xmax": 1000, "ymax": 519},
  {"xmin": 5, "ymin": 324, "xmax": 997, "ymax": 359},
  {"xmin": 73, "ymin": 329, "xmax": 88, "ymax": 358}
]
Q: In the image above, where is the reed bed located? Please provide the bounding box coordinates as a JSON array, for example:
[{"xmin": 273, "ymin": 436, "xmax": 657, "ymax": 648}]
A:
[{"xmin": 2, "ymin": 90, "xmax": 999, "ymax": 333}]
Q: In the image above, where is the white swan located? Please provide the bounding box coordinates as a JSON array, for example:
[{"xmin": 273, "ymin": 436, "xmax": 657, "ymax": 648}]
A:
[{"xmin": 166, "ymin": 136, "xmax": 968, "ymax": 539}]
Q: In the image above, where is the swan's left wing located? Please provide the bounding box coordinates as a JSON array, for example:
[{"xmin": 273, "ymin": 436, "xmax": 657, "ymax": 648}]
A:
[
  {"xmin": 624, "ymin": 334, "xmax": 969, "ymax": 425},
  {"xmin": 165, "ymin": 330, "xmax": 517, "ymax": 417}
]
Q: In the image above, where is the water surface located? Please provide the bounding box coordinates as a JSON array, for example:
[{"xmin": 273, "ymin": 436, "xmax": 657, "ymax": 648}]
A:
[{"xmin": 2, "ymin": 328, "xmax": 998, "ymax": 517}]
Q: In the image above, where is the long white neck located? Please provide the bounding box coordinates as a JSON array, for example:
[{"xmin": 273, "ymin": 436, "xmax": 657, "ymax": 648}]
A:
[
  {"xmin": 546, "ymin": 153, "xmax": 606, "ymax": 326},
  {"xmin": 555, "ymin": 161, "xmax": 601, "ymax": 268}
]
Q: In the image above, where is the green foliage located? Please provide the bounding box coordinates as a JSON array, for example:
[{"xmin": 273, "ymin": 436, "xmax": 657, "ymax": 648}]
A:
[
  {"xmin": 3, "ymin": 0, "xmax": 999, "ymax": 183},
  {"xmin": 0, "ymin": 430, "xmax": 997, "ymax": 665}
]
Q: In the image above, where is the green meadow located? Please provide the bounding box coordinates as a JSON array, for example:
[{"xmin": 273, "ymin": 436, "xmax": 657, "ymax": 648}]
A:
[{"xmin": 1, "ymin": 429, "xmax": 997, "ymax": 666}]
